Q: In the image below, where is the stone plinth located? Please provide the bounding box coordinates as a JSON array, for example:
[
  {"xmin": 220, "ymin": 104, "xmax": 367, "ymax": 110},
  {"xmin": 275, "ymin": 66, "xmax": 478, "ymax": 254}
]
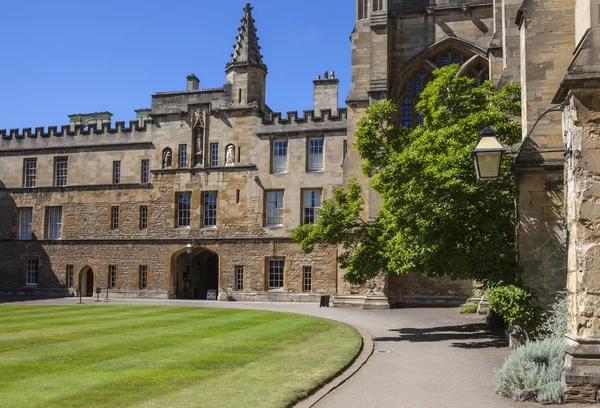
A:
[
  {"xmin": 362, "ymin": 295, "xmax": 390, "ymax": 310},
  {"xmin": 564, "ymin": 334, "xmax": 600, "ymax": 403}
]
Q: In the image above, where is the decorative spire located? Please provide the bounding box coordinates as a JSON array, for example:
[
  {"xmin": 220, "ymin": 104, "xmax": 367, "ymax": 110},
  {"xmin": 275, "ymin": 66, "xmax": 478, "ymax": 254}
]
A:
[{"xmin": 226, "ymin": 3, "xmax": 267, "ymax": 74}]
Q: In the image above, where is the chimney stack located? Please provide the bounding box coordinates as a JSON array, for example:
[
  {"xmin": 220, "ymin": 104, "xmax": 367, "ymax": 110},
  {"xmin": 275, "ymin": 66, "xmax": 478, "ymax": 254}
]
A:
[
  {"xmin": 313, "ymin": 70, "xmax": 339, "ymax": 116},
  {"xmin": 187, "ymin": 74, "xmax": 200, "ymax": 91}
]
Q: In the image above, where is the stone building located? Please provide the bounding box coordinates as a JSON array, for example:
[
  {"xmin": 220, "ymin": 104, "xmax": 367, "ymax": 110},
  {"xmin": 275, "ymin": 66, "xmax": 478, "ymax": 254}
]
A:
[
  {"xmin": 0, "ymin": 2, "xmax": 482, "ymax": 307},
  {"xmin": 483, "ymin": 0, "xmax": 600, "ymax": 400},
  {"xmin": 0, "ymin": 4, "xmax": 348, "ymax": 303}
]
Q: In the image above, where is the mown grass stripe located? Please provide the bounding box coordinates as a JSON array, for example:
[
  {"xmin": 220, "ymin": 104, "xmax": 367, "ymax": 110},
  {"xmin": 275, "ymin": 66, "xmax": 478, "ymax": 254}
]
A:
[
  {"xmin": 0, "ymin": 305, "xmax": 141, "ymax": 324},
  {"xmin": 0, "ymin": 307, "xmax": 241, "ymax": 350},
  {"xmin": 2, "ymin": 313, "xmax": 321, "ymax": 407},
  {"xmin": 0, "ymin": 305, "xmax": 205, "ymax": 332},
  {"xmin": 0, "ymin": 306, "xmax": 360, "ymax": 408},
  {"xmin": 131, "ymin": 322, "xmax": 361, "ymax": 408},
  {"xmin": 0, "ymin": 309, "xmax": 285, "ymax": 371}
]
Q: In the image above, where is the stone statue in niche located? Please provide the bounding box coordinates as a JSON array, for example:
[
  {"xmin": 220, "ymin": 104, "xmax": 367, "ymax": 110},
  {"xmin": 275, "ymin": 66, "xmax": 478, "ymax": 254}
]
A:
[
  {"xmin": 226, "ymin": 145, "xmax": 235, "ymax": 166},
  {"xmin": 162, "ymin": 148, "xmax": 172, "ymax": 169},
  {"xmin": 194, "ymin": 129, "xmax": 203, "ymax": 166},
  {"xmin": 193, "ymin": 107, "xmax": 204, "ymax": 128}
]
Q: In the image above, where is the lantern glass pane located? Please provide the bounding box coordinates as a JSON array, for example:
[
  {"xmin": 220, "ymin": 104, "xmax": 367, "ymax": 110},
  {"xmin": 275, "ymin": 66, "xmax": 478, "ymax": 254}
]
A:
[{"xmin": 475, "ymin": 151, "xmax": 502, "ymax": 179}]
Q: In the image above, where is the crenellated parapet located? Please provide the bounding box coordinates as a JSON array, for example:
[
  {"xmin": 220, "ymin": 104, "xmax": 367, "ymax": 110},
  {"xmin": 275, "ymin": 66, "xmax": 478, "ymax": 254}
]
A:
[
  {"xmin": 0, "ymin": 119, "xmax": 154, "ymax": 143},
  {"xmin": 261, "ymin": 108, "xmax": 347, "ymax": 126}
]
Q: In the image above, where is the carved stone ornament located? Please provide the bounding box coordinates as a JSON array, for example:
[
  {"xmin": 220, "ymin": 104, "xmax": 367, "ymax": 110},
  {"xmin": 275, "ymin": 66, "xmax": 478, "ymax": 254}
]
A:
[
  {"xmin": 193, "ymin": 107, "xmax": 204, "ymax": 128},
  {"xmin": 162, "ymin": 148, "xmax": 172, "ymax": 169},
  {"xmin": 226, "ymin": 145, "xmax": 235, "ymax": 167}
]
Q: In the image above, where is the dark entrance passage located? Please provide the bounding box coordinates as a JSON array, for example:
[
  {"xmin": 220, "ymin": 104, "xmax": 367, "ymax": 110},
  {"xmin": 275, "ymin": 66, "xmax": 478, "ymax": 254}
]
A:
[
  {"xmin": 79, "ymin": 267, "xmax": 94, "ymax": 297},
  {"xmin": 176, "ymin": 250, "xmax": 219, "ymax": 299}
]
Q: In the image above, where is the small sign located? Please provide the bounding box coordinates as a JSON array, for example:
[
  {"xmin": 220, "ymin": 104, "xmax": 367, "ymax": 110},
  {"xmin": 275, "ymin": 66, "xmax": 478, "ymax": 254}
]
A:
[{"xmin": 206, "ymin": 289, "xmax": 217, "ymax": 301}]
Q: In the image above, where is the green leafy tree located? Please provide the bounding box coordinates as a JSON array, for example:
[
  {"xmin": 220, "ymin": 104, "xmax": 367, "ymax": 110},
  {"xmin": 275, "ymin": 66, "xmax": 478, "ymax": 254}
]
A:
[{"xmin": 292, "ymin": 65, "xmax": 522, "ymax": 286}]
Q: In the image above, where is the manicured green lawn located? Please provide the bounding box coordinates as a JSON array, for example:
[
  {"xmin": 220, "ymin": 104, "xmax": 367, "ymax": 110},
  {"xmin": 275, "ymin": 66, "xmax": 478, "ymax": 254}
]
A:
[{"xmin": 0, "ymin": 306, "xmax": 361, "ymax": 408}]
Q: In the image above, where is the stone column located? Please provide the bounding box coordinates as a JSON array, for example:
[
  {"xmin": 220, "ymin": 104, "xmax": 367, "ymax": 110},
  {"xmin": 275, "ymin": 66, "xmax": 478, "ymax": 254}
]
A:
[{"xmin": 562, "ymin": 91, "xmax": 600, "ymax": 402}]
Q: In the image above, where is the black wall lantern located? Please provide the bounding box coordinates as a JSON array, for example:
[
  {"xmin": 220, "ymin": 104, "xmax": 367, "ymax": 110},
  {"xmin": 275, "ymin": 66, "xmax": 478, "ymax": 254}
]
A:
[{"xmin": 472, "ymin": 126, "xmax": 507, "ymax": 180}]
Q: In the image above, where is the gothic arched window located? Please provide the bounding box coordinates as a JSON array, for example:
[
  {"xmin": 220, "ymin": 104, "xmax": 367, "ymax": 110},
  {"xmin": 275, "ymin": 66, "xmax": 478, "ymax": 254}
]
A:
[
  {"xmin": 400, "ymin": 69, "xmax": 433, "ymax": 128},
  {"xmin": 397, "ymin": 48, "xmax": 490, "ymax": 128}
]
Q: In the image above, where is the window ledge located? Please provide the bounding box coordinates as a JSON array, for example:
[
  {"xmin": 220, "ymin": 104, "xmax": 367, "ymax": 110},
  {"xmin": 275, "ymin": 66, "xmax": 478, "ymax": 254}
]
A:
[
  {"xmin": 202, "ymin": 226, "xmax": 218, "ymax": 230},
  {"xmin": 306, "ymin": 170, "xmax": 324, "ymax": 173},
  {"xmin": 25, "ymin": 284, "xmax": 38, "ymax": 287},
  {"xmin": 265, "ymin": 225, "xmax": 284, "ymax": 230},
  {"xmin": 271, "ymin": 172, "xmax": 288, "ymax": 175},
  {"xmin": 268, "ymin": 288, "xmax": 285, "ymax": 292}
]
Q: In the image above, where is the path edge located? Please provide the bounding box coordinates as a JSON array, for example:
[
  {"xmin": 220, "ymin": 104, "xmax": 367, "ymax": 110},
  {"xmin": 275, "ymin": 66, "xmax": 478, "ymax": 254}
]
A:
[{"xmin": 292, "ymin": 326, "xmax": 374, "ymax": 408}]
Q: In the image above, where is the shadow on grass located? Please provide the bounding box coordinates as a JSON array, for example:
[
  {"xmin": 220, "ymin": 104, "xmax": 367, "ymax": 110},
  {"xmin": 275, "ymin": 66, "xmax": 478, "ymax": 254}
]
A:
[{"xmin": 374, "ymin": 323, "xmax": 507, "ymax": 349}]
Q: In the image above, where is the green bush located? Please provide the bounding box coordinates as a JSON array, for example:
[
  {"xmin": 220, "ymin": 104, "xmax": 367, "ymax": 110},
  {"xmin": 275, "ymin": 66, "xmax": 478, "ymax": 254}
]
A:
[
  {"xmin": 495, "ymin": 336, "xmax": 565, "ymax": 403},
  {"xmin": 539, "ymin": 291, "xmax": 567, "ymax": 339},
  {"xmin": 487, "ymin": 285, "xmax": 539, "ymax": 326},
  {"xmin": 459, "ymin": 303, "xmax": 479, "ymax": 314}
]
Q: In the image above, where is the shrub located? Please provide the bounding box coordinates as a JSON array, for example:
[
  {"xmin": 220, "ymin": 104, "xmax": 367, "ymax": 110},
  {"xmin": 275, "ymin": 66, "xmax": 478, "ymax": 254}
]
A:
[
  {"xmin": 487, "ymin": 285, "xmax": 539, "ymax": 326},
  {"xmin": 459, "ymin": 303, "xmax": 479, "ymax": 314},
  {"xmin": 495, "ymin": 336, "xmax": 565, "ymax": 403},
  {"xmin": 539, "ymin": 291, "xmax": 567, "ymax": 339}
]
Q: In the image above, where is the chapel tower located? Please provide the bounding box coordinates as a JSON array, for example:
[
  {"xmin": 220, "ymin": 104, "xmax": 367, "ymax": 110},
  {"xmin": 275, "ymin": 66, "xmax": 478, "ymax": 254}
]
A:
[{"xmin": 225, "ymin": 3, "xmax": 267, "ymax": 113}]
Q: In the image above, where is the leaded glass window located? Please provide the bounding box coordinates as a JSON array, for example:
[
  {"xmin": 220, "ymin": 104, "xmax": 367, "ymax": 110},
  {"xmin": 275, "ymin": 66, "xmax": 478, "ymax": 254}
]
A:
[
  {"xmin": 203, "ymin": 192, "xmax": 217, "ymax": 227},
  {"xmin": 272, "ymin": 140, "xmax": 288, "ymax": 174},
  {"xmin": 177, "ymin": 193, "xmax": 191, "ymax": 228},
  {"xmin": 268, "ymin": 259, "xmax": 284, "ymax": 289}
]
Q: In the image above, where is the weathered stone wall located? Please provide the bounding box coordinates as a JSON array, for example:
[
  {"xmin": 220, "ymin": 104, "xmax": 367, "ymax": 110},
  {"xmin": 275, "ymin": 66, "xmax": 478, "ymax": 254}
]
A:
[
  {"xmin": 389, "ymin": 6, "xmax": 494, "ymax": 85},
  {"xmin": 564, "ymin": 93, "xmax": 600, "ymax": 338},
  {"xmin": 388, "ymin": 273, "xmax": 473, "ymax": 304},
  {"xmin": 515, "ymin": 169, "xmax": 566, "ymax": 306},
  {"xmin": 0, "ymin": 240, "xmax": 337, "ymax": 298}
]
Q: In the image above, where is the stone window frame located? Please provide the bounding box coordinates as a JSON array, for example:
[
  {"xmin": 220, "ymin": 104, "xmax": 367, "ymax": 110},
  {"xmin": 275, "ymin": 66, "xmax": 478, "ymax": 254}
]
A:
[
  {"xmin": 45, "ymin": 206, "xmax": 63, "ymax": 240},
  {"xmin": 343, "ymin": 140, "xmax": 348, "ymax": 161},
  {"xmin": 54, "ymin": 157, "xmax": 68, "ymax": 187},
  {"xmin": 113, "ymin": 161, "xmax": 121, "ymax": 184},
  {"xmin": 66, "ymin": 264, "xmax": 74, "ymax": 288},
  {"xmin": 301, "ymin": 188, "xmax": 322, "ymax": 225},
  {"xmin": 25, "ymin": 258, "xmax": 39, "ymax": 287},
  {"xmin": 139, "ymin": 265, "xmax": 148, "ymax": 290},
  {"xmin": 18, "ymin": 207, "xmax": 33, "ymax": 240},
  {"xmin": 139, "ymin": 205, "xmax": 148, "ymax": 231},
  {"xmin": 141, "ymin": 160, "xmax": 150, "ymax": 184},
  {"xmin": 235, "ymin": 265, "xmax": 244, "ymax": 291},
  {"xmin": 303, "ymin": 266, "xmax": 312, "ymax": 293},
  {"xmin": 178, "ymin": 144, "xmax": 188, "ymax": 169},
  {"xmin": 108, "ymin": 265, "xmax": 117, "ymax": 289},
  {"xmin": 110, "ymin": 206, "xmax": 119, "ymax": 231},
  {"xmin": 306, "ymin": 136, "xmax": 325, "ymax": 172},
  {"xmin": 210, "ymin": 143, "xmax": 219, "ymax": 168},
  {"xmin": 23, "ymin": 158, "xmax": 37, "ymax": 188},
  {"xmin": 265, "ymin": 190, "xmax": 284, "ymax": 227},
  {"xmin": 271, "ymin": 138, "xmax": 288, "ymax": 174},
  {"xmin": 357, "ymin": 0, "xmax": 368, "ymax": 20},
  {"xmin": 176, "ymin": 192, "xmax": 192, "ymax": 228},
  {"xmin": 266, "ymin": 257, "xmax": 285, "ymax": 290},
  {"xmin": 201, "ymin": 191, "xmax": 218, "ymax": 228},
  {"xmin": 391, "ymin": 39, "xmax": 490, "ymax": 129}
]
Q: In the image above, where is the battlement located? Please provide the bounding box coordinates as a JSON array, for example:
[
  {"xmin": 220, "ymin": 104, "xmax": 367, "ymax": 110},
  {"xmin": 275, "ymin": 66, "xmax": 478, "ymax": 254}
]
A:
[
  {"xmin": 0, "ymin": 119, "xmax": 154, "ymax": 143},
  {"xmin": 261, "ymin": 108, "xmax": 347, "ymax": 126}
]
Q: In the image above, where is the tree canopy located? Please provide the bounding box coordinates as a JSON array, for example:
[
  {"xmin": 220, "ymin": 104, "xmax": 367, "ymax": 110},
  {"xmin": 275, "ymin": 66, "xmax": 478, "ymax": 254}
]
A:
[{"xmin": 292, "ymin": 65, "xmax": 522, "ymax": 286}]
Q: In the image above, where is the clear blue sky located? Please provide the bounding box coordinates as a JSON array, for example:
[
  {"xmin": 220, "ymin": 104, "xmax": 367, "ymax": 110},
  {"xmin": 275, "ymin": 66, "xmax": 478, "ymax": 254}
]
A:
[{"xmin": 0, "ymin": 1, "xmax": 354, "ymax": 130}]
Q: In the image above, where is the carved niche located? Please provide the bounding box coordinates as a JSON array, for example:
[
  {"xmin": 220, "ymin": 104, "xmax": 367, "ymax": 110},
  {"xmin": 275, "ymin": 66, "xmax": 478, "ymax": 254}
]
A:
[{"xmin": 192, "ymin": 107, "xmax": 207, "ymax": 167}]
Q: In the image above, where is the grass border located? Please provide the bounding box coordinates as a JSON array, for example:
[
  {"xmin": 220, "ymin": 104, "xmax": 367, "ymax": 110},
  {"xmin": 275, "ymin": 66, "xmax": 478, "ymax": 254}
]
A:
[{"xmin": 291, "ymin": 326, "xmax": 373, "ymax": 408}]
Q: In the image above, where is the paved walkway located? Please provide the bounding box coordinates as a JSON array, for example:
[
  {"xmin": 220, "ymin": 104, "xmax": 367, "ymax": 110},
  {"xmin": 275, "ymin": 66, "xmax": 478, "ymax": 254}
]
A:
[{"xmin": 0, "ymin": 297, "xmax": 540, "ymax": 408}]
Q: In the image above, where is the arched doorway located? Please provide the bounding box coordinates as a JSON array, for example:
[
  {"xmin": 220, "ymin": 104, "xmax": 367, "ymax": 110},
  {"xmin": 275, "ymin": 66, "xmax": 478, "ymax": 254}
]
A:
[
  {"xmin": 79, "ymin": 267, "xmax": 94, "ymax": 297},
  {"xmin": 175, "ymin": 249, "xmax": 219, "ymax": 299}
]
